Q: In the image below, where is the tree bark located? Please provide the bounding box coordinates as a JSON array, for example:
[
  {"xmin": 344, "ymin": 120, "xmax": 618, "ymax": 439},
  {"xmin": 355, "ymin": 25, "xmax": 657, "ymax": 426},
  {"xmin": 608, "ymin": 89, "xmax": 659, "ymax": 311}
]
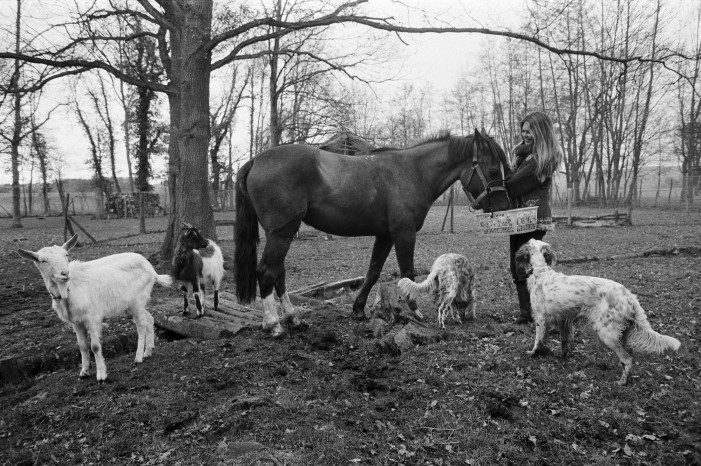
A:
[{"xmin": 160, "ymin": 0, "xmax": 215, "ymax": 259}]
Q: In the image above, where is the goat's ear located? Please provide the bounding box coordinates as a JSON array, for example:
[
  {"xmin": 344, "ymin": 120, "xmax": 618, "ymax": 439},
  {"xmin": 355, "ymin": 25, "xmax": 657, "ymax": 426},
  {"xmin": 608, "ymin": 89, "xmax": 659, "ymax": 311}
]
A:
[
  {"xmin": 63, "ymin": 234, "xmax": 78, "ymax": 252},
  {"xmin": 17, "ymin": 249, "xmax": 39, "ymax": 262},
  {"xmin": 541, "ymin": 243, "xmax": 557, "ymax": 266},
  {"xmin": 514, "ymin": 244, "xmax": 533, "ymax": 276}
]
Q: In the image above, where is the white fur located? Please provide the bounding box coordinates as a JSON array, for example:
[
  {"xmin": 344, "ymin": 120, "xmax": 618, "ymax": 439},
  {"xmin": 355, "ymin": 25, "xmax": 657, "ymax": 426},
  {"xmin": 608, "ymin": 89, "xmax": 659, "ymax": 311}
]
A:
[
  {"xmin": 199, "ymin": 239, "xmax": 224, "ymax": 301},
  {"xmin": 18, "ymin": 235, "xmax": 172, "ymax": 382},
  {"xmin": 397, "ymin": 253, "xmax": 475, "ymax": 329},
  {"xmin": 516, "ymin": 239, "xmax": 681, "ymax": 385}
]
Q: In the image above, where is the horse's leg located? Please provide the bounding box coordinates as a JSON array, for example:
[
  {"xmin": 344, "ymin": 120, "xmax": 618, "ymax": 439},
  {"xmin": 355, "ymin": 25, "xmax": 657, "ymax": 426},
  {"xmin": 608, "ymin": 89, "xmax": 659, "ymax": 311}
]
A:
[
  {"xmin": 258, "ymin": 228, "xmax": 298, "ymax": 337},
  {"xmin": 394, "ymin": 230, "xmax": 419, "ymax": 312},
  {"xmin": 275, "ymin": 263, "xmax": 303, "ymax": 328},
  {"xmin": 352, "ymin": 236, "xmax": 393, "ymax": 320}
]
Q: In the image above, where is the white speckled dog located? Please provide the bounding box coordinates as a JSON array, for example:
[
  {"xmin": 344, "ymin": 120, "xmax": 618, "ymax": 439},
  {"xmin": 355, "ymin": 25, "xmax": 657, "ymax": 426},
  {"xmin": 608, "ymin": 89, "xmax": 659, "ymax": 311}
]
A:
[
  {"xmin": 398, "ymin": 253, "xmax": 475, "ymax": 329},
  {"xmin": 515, "ymin": 239, "xmax": 681, "ymax": 385}
]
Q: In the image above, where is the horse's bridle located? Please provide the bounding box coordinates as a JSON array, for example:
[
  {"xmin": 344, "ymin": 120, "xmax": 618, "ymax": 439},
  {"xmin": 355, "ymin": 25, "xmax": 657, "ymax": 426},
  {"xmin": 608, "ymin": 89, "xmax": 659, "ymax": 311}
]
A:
[{"xmin": 459, "ymin": 138, "xmax": 511, "ymax": 214}]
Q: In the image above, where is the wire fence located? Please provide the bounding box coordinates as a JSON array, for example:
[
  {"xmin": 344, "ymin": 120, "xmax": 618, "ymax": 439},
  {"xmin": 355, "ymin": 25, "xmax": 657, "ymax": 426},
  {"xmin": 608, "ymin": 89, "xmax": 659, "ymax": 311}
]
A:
[{"xmin": 1, "ymin": 174, "xmax": 699, "ymax": 222}]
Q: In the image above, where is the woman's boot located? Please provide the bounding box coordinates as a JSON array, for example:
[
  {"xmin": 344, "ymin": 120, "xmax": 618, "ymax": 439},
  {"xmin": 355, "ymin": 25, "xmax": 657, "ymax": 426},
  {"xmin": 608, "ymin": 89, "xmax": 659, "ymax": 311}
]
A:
[{"xmin": 514, "ymin": 281, "xmax": 533, "ymax": 324}]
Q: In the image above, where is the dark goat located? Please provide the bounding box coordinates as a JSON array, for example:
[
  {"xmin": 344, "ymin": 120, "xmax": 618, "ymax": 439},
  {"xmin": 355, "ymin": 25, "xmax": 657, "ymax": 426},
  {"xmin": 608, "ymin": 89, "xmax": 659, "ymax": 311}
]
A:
[
  {"xmin": 171, "ymin": 223, "xmax": 208, "ymax": 317},
  {"xmin": 171, "ymin": 222, "xmax": 225, "ymax": 317}
]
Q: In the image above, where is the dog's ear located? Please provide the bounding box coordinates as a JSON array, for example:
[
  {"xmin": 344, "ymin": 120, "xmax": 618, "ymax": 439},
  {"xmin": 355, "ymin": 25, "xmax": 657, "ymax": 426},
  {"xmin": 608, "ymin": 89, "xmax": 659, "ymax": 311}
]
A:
[
  {"xmin": 514, "ymin": 243, "xmax": 533, "ymax": 276},
  {"xmin": 541, "ymin": 243, "xmax": 557, "ymax": 266}
]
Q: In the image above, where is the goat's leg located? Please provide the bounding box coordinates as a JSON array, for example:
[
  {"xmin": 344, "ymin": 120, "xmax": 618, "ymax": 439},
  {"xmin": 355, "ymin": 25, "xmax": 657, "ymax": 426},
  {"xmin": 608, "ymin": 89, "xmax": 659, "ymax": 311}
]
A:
[
  {"xmin": 132, "ymin": 309, "xmax": 149, "ymax": 364},
  {"xmin": 144, "ymin": 312, "xmax": 155, "ymax": 358},
  {"xmin": 73, "ymin": 323, "xmax": 91, "ymax": 378},
  {"xmin": 181, "ymin": 285, "xmax": 189, "ymax": 315},
  {"xmin": 88, "ymin": 324, "xmax": 107, "ymax": 382},
  {"xmin": 193, "ymin": 280, "xmax": 205, "ymax": 318}
]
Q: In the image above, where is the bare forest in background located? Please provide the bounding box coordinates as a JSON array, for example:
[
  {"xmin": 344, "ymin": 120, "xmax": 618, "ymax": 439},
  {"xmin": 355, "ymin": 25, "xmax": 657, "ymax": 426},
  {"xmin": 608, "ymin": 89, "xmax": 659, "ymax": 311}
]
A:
[{"xmin": 1, "ymin": 0, "xmax": 701, "ymax": 231}]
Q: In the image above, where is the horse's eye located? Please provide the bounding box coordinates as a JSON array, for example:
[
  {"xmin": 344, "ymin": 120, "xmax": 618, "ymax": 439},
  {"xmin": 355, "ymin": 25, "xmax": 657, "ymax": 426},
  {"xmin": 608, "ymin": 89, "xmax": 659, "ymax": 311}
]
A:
[{"xmin": 488, "ymin": 168, "xmax": 501, "ymax": 177}]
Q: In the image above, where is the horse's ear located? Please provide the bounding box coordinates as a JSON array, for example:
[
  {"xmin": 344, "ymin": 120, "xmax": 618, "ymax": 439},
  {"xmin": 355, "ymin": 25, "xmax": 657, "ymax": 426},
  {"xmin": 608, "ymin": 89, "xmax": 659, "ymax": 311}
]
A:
[
  {"xmin": 473, "ymin": 128, "xmax": 483, "ymax": 143},
  {"xmin": 480, "ymin": 127, "xmax": 489, "ymax": 137}
]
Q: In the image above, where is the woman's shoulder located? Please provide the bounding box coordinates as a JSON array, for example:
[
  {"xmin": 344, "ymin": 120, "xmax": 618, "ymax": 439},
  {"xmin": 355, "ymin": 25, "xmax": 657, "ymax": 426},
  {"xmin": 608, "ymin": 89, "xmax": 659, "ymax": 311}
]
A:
[{"xmin": 512, "ymin": 143, "xmax": 532, "ymax": 158}]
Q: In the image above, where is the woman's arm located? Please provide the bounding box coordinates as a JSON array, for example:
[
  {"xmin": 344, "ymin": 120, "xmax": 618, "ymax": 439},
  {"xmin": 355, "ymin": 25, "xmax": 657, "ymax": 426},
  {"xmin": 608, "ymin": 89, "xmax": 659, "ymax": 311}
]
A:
[{"xmin": 505, "ymin": 158, "xmax": 546, "ymax": 198}]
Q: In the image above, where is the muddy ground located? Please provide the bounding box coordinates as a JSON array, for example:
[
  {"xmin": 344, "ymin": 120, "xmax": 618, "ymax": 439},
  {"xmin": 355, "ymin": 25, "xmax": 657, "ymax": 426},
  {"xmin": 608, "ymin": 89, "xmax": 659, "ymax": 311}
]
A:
[{"xmin": 1, "ymin": 206, "xmax": 700, "ymax": 465}]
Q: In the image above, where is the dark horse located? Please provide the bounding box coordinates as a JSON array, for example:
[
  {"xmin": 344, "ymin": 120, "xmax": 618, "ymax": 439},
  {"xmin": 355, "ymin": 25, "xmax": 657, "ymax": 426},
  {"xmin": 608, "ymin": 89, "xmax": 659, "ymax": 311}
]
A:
[{"xmin": 235, "ymin": 129, "xmax": 512, "ymax": 336}]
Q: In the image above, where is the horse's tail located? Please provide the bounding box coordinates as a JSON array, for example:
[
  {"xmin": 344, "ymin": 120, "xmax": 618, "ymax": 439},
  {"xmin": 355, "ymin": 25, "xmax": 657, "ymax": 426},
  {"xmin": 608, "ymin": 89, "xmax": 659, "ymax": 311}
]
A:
[
  {"xmin": 397, "ymin": 275, "xmax": 435, "ymax": 302},
  {"xmin": 234, "ymin": 159, "xmax": 260, "ymax": 304},
  {"xmin": 624, "ymin": 294, "xmax": 681, "ymax": 354}
]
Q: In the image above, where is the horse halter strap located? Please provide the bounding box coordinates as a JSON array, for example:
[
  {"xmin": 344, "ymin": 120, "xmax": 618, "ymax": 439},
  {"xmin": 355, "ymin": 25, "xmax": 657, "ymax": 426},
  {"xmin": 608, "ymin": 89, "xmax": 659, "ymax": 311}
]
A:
[{"xmin": 460, "ymin": 139, "xmax": 510, "ymax": 213}]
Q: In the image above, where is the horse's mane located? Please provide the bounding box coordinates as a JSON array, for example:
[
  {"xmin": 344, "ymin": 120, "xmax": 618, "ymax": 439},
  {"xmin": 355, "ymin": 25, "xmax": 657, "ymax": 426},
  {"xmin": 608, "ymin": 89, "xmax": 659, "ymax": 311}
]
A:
[
  {"xmin": 370, "ymin": 131, "xmax": 511, "ymax": 174},
  {"xmin": 370, "ymin": 131, "xmax": 452, "ymax": 153}
]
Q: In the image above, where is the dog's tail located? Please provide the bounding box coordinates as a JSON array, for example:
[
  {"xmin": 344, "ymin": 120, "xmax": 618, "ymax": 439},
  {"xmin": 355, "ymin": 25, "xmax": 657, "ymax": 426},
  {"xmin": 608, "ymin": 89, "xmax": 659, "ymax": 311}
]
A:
[
  {"xmin": 397, "ymin": 275, "xmax": 435, "ymax": 302},
  {"xmin": 625, "ymin": 296, "xmax": 681, "ymax": 354}
]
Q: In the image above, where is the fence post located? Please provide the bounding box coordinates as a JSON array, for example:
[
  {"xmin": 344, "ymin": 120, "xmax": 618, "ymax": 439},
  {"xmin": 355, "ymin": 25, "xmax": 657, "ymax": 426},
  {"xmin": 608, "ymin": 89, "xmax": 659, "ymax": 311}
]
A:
[
  {"xmin": 567, "ymin": 187, "xmax": 572, "ymax": 226},
  {"xmin": 139, "ymin": 191, "xmax": 146, "ymax": 234}
]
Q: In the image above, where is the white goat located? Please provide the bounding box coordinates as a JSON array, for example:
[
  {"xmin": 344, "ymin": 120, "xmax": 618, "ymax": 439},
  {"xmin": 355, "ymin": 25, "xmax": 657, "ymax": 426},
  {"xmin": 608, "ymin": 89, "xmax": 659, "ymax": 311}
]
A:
[
  {"xmin": 171, "ymin": 223, "xmax": 225, "ymax": 317},
  {"xmin": 18, "ymin": 234, "xmax": 173, "ymax": 382}
]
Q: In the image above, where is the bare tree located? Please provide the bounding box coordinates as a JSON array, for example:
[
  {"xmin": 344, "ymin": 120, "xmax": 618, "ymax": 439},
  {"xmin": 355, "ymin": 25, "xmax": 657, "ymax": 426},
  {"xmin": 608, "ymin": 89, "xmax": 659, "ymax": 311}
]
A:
[
  {"xmin": 1, "ymin": 0, "xmax": 689, "ymax": 255},
  {"xmin": 88, "ymin": 76, "xmax": 121, "ymax": 193},
  {"xmin": 210, "ymin": 65, "xmax": 249, "ymax": 208},
  {"xmin": 74, "ymin": 98, "xmax": 110, "ymax": 219}
]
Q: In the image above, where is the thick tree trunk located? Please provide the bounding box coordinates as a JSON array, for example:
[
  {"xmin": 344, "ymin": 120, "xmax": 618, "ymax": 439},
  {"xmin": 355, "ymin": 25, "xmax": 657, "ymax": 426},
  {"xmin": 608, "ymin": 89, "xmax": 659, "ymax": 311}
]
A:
[{"xmin": 160, "ymin": 0, "xmax": 215, "ymax": 259}]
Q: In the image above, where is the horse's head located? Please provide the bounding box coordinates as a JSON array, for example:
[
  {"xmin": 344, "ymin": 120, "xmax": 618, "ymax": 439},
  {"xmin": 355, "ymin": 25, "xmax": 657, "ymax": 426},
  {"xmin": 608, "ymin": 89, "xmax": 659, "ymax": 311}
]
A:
[{"xmin": 459, "ymin": 129, "xmax": 512, "ymax": 213}]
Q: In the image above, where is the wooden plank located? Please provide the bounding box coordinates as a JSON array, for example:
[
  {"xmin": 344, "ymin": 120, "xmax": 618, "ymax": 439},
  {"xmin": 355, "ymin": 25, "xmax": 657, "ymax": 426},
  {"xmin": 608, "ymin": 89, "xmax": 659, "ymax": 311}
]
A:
[
  {"xmin": 68, "ymin": 215, "xmax": 99, "ymax": 244},
  {"xmin": 153, "ymin": 312, "xmax": 250, "ymax": 340}
]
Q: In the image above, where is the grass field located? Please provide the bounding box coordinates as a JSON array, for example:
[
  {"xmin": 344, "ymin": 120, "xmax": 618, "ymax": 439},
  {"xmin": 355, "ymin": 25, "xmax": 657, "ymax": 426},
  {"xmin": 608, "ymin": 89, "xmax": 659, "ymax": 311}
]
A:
[{"xmin": 1, "ymin": 206, "xmax": 700, "ymax": 465}]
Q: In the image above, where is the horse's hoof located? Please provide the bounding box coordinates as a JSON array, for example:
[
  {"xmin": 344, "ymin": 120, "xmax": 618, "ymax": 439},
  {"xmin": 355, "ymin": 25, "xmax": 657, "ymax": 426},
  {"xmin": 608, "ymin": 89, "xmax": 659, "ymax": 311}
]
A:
[
  {"xmin": 350, "ymin": 309, "xmax": 367, "ymax": 321},
  {"xmin": 271, "ymin": 323, "xmax": 286, "ymax": 338}
]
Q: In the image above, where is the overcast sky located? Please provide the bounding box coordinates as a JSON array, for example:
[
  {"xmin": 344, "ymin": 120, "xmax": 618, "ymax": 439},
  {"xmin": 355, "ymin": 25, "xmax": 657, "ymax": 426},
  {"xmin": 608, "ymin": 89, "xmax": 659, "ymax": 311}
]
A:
[
  {"xmin": 0, "ymin": 0, "xmax": 533, "ymax": 185},
  {"xmin": 6, "ymin": 0, "xmax": 697, "ymax": 184}
]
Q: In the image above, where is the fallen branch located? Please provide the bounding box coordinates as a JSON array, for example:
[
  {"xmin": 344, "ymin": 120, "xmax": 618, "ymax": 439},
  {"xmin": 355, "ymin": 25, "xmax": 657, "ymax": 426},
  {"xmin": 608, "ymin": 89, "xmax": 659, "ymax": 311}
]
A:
[{"xmin": 559, "ymin": 246, "xmax": 701, "ymax": 264}]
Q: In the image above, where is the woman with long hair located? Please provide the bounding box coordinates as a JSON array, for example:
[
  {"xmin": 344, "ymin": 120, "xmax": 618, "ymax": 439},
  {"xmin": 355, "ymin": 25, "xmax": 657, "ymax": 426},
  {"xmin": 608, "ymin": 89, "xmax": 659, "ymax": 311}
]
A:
[{"xmin": 506, "ymin": 111, "xmax": 562, "ymax": 324}]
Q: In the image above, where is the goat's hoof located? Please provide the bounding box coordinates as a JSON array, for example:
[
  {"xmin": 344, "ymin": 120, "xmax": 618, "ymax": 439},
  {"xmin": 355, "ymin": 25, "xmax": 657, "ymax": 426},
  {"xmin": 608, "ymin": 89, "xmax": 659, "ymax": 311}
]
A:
[{"xmin": 78, "ymin": 372, "xmax": 91, "ymax": 379}]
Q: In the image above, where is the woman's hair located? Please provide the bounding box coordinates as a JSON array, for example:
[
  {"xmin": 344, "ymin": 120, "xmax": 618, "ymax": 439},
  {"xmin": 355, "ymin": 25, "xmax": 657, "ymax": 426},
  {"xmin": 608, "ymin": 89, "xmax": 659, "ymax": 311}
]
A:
[{"xmin": 518, "ymin": 111, "xmax": 562, "ymax": 182}]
